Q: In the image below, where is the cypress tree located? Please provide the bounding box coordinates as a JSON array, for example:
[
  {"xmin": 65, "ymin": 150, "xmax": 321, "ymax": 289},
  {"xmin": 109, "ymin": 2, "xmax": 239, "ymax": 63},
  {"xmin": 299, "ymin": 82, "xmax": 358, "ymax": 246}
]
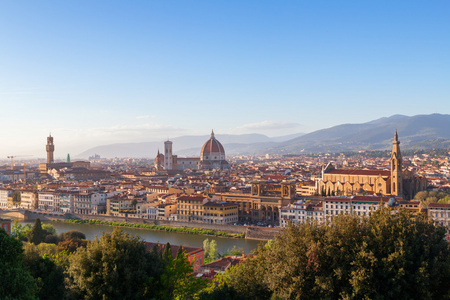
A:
[{"xmin": 27, "ymin": 218, "xmax": 46, "ymax": 245}]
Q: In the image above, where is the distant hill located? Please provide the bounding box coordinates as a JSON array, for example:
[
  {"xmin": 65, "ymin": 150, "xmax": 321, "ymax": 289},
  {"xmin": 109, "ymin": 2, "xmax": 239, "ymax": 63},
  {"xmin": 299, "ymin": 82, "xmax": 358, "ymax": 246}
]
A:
[
  {"xmin": 264, "ymin": 113, "xmax": 450, "ymax": 154},
  {"xmin": 76, "ymin": 133, "xmax": 305, "ymax": 158},
  {"xmin": 76, "ymin": 113, "xmax": 450, "ymax": 158}
]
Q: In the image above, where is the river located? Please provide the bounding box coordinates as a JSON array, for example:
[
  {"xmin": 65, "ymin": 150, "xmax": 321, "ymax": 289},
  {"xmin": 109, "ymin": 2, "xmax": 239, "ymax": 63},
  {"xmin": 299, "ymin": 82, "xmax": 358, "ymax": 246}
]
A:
[{"xmin": 19, "ymin": 220, "xmax": 263, "ymax": 255}]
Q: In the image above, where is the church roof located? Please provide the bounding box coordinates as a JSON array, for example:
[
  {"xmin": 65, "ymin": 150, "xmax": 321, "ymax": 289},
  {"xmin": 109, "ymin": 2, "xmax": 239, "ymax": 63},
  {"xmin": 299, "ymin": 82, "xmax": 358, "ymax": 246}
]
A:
[
  {"xmin": 325, "ymin": 169, "xmax": 390, "ymax": 176},
  {"xmin": 201, "ymin": 130, "xmax": 225, "ymax": 156}
]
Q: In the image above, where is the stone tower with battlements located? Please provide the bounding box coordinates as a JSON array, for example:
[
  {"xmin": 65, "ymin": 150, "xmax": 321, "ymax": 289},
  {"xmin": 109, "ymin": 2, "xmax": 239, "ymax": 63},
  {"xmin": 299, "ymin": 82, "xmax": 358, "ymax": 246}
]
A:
[{"xmin": 46, "ymin": 133, "xmax": 54, "ymax": 164}]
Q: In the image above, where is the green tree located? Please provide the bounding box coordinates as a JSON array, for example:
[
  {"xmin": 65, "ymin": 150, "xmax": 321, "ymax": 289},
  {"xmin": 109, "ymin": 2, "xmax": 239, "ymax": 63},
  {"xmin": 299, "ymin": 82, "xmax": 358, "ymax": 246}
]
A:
[
  {"xmin": 414, "ymin": 191, "xmax": 428, "ymax": 201},
  {"xmin": 208, "ymin": 207, "xmax": 450, "ymax": 299},
  {"xmin": 0, "ymin": 228, "xmax": 37, "ymax": 299},
  {"xmin": 222, "ymin": 246, "xmax": 244, "ymax": 257},
  {"xmin": 203, "ymin": 238, "xmax": 210, "ymax": 258},
  {"xmin": 57, "ymin": 238, "xmax": 87, "ymax": 253},
  {"xmin": 11, "ymin": 190, "xmax": 21, "ymax": 207},
  {"xmin": 58, "ymin": 230, "xmax": 86, "ymax": 242},
  {"xmin": 23, "ymin": 251, "xmax": 65, "ymax": 300},
  {"xmin": 27, "ymin": 218, "xmax": 47, "ymax": 245},
  {"xmin": 157, "ymin": 245, "xmax": 207, "ymax": 300},
  {"xmin": 66, "ymin": 229, "xmax": 162, "ymax": 300},
  {"xmin": 11, "ymin": 220, "xmax": 32, "ymax": 240},
  {"xmin": 209, "ymin": 240, "xmax": 218, "ymax": 260},
  {"xmin": 42, "ymin": 224, "xmax": 57, "ymax": 236}
]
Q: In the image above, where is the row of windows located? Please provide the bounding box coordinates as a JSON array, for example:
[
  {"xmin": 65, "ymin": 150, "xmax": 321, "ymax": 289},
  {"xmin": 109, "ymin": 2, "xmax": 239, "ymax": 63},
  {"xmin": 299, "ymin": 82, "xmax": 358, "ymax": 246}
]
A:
[
  {"xmin": 179, "ymin": 211, "xmax": 203, "ymax": 215},
  {"xmin": 430, "ymin": 212, "xmax": 450, "ymax": 218},
  {"xmin": 326, "ymin": 204, "xmax": 376, "ymax": 210},
  {"xmin": 203, "ymin": 213, "xmax": 236, "ymax": 217}
]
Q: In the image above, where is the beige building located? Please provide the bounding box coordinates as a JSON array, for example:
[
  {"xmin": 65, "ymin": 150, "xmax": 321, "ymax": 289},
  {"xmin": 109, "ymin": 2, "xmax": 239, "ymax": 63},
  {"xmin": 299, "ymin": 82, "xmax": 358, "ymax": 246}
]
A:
[
  {"xmin": 297, "ymin": 181, "xmax": 317, "ymax": 196},
  {"xmin": 318, "ymin": 131, "xmax": 427, "ymax": 199},
  {"xmin": 156, "ymin": 202, "xmax": 178, "ymax": 220},
  {"xmin": 219, "ymin": 181, "xmax": 297, "ymax": 224},
  {"xmin": 203, "ymin": 201, "xmax": 239, "ymax": 224},
  {"xmin": 176, "ymin": 195, "xmax": 208, "ymax": 222},
  {"xmin": 20, "ymin": 191, "xmax": 38, "ymax": 210}
]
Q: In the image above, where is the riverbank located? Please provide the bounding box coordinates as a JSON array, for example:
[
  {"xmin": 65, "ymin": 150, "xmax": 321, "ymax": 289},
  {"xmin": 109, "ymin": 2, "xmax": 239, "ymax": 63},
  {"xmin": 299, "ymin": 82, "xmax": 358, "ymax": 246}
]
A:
[
  {"xmin": 25, "ymin": 210, "xmax": 280, "ymax": 240},
  {"xmin": 60, "ymin": 218, "xmax": 245, "ymax": 238}
]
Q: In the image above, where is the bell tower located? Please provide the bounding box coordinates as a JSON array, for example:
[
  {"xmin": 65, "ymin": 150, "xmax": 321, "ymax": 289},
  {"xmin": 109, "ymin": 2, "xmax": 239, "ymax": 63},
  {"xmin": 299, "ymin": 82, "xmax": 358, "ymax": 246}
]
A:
[
  {"xmin": 164, "ymin": 140, "xmax": 173, "ymax": 170},
  {"xmin": 46, "ymin": 133, "xmax": 55, "ymax": 164},
  {"xmin": 390, "ymin": 130, "xmax": 402, "ymax": 196}
]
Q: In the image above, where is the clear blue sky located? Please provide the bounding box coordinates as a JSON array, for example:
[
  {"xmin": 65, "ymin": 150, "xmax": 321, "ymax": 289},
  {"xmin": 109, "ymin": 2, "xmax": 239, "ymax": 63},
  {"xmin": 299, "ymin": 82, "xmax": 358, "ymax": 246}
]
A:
[{"xmin": 0, "ymin": 1, "xmax": 449, "ymax": 157}]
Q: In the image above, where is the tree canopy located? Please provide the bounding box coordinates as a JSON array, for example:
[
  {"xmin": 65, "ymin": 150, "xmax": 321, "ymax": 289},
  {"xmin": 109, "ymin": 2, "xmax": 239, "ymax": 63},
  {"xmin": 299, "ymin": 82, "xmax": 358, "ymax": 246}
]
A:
[
  {"xmin": 202, "ymin": 207, "xmax": 450, "ymax": 299},
  {"xmin": 0, "ymin": 228, "xmax": 37, "ymax": 300},
  {"xmin": 66, "ymin": 229, "xmax": 161, "ymax": 300}
]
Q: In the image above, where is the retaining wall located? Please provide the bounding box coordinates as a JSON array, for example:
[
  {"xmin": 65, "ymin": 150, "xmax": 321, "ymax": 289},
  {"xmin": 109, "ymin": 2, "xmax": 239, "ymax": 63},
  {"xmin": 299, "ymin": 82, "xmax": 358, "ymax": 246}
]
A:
[{"xmin": 245, "ymin": 226, "xmax": 282, "ymax": 240}]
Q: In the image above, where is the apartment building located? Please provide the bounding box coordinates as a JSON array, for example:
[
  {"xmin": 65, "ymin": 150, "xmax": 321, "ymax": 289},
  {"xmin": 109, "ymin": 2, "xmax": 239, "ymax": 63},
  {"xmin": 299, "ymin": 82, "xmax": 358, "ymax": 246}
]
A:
[
  {"xmin": 59, "ymin": 192, "xmax": 75, "ymax": 213},
  {"xmin": 0, "ymin": 188, "xmax": 12, "ymax": 208},
  {"xmin": 20, "ymin": 191, "xmax": 38, "ymax": 210},
  {"xmin": 38, "ymin": 192, "xmax": 57, "ymax": 211},
  {"xmin": 280, "ymin": 200, "xmax": 323, "ymax": 227},
  {"xmin": 156, "ymin": 202, "xmax": 177, "ymax": 220},
  {"xmin": 202, "ymin": 201, "xmax": 239, "ymax": 224},
  {"xmin": 176, "ymin": 195, "xmax": 208, "ymax": 222},
  {"xmin": 428, "ymin": 202, "xmax": 450, "ymax": 234}
]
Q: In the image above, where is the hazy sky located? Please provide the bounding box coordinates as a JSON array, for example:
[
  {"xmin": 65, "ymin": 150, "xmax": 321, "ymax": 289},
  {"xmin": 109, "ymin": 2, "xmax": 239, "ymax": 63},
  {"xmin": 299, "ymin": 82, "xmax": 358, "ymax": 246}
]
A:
[{"xmin": 0, "ymin": 1, "xmax": 449, "ymax": 158}]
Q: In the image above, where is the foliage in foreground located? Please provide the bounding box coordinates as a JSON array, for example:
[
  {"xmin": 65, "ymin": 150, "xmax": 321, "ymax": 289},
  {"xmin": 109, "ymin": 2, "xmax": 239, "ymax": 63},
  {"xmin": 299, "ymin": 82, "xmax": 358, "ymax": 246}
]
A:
[
  {"xmin": 201, "ymin": 207, "xmax": 450, "ymax": 300},
  {"xmin": 0, "ymin": 228, "xmax": 37, "ymax": 300},
  {"xmin": 3, "ymin": 225, "xmax": 208, "ymax": 299},
  {"xmin": 66, "ymin": 229, "xmax": 206, "ymax": 300},
  {"xmin": 63, "ymin": 218, "xmax": 244, "ymax": 238}
]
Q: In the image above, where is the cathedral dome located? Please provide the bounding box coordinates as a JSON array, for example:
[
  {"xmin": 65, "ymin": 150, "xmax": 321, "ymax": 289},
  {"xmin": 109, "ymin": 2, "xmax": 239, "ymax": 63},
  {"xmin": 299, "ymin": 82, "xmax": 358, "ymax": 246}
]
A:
[{"xmin": 201, "ymin": 130, "xmax": 225, "ymax": 158}]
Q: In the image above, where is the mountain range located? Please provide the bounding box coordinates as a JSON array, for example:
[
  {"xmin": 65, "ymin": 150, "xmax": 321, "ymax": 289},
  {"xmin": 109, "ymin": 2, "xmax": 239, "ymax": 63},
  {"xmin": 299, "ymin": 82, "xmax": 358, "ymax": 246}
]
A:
[{"xmin": 76, "ymin": 114, "xmax": 450, "ymax": 158}]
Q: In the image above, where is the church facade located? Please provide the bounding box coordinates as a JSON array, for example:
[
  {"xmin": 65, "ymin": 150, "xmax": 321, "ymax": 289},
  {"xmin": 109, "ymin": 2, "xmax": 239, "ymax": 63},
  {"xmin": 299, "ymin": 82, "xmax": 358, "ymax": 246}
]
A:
[
  {"xmin": 154, "ymin": 130, "xmax": 229, "ymax": 171},
  {"xmin": 317, "ymin": 131, "xmax": 427, "ymax": 200}
]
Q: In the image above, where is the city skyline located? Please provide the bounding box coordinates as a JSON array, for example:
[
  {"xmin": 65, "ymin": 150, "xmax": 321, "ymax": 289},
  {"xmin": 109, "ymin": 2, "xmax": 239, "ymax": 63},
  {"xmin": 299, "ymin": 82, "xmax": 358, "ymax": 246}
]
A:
[{"xmin": 1, "ymin": 1, "xmax": 449, "ymax": 157}]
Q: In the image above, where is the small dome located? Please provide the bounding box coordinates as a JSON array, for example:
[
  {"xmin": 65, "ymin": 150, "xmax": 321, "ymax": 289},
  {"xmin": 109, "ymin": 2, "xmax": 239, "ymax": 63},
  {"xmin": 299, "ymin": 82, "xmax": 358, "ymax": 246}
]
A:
[
  {"xmin": 387, "ymin": 198, "xmax": 396, "ymax": 207},
  {"xmin": 201, "ymin": 130, "xmax": 225, "ymax": 156}
]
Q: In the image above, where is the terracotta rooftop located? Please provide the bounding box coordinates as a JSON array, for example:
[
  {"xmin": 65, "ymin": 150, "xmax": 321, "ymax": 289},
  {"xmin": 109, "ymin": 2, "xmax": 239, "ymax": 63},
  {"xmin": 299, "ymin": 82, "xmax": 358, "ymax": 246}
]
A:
[{"xmin": 325, "ymin": 169, "xmax": 390, "ymax": 176}]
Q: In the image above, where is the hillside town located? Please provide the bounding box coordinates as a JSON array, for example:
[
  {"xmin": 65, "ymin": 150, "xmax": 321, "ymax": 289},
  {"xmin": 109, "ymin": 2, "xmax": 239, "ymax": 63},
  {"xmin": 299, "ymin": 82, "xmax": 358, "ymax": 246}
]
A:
[{"xmin": 1, "ymin": 131, "xmax": 449, "ymax": 237}]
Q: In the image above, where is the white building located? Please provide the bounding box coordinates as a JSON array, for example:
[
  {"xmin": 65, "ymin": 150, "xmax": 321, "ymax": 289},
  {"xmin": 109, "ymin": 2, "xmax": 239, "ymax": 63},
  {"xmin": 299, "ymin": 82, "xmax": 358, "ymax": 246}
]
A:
[
  {"xmin": 281, "ymin": 196, "xmax": 400, "ymax": 228},
  {"xmin": 38, "ymin": 192, "xmax": 57, "ymax": 212},
  {"xmin": 90, "ymin": 193, "xmax": 107, "ymax": 215},
  {"xmin": 428, "ymin": 202, "xmax": 450, "ymax": 234},
  {"xmin": 280, "ymin": 200, "xmax": 323, "ymax": 228},
  {"xmin": 147, "ymin": 206, "xmax": 158, "ymax": 220},
  {"xmin": 323, "ymin": 196, "xmax": 395, "ymax": 222},
  {"xmin": 59, "ymin": 192, "xmax": 75, "ymax": 214},
  {"xmin": 0, "ymin": 188, "xmax": 12, "ymax": 208},
  {"xmin": 20, "ymin": 191, "xmax": 37, "ymax": 210}
]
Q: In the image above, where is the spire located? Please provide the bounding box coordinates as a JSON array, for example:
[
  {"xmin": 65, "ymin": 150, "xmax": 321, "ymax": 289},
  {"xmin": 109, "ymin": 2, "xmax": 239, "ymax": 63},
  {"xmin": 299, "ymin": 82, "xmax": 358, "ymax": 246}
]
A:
[
  {"xmin": 157, "ymin": 148, "xmax": 160, "ymax": 155},
  {"xmin": 49, "ymin": 132, "xmax": 51, "ymax": 137},
  {"xmin": 394, "ymin": 129, "xmax": 398, "ymax": 141},
  {"xmin": 211, "ymin": 129, "xmax": 214, "ymax": 138}
]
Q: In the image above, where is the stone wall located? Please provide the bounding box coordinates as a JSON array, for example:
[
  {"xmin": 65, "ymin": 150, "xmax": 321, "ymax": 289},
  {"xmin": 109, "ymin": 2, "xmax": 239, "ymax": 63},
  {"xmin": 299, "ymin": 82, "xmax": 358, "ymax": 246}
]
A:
[{"xmin": 245, "ymin": 226, "xmax": 282, "ymax": 240}]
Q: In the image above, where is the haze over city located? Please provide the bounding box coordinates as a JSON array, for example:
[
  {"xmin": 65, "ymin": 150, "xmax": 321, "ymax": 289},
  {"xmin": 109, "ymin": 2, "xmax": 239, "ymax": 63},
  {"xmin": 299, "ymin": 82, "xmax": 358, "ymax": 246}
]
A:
[{"xmin": 1, "ymin": 1, "xmax": 449, "ymax": 157}]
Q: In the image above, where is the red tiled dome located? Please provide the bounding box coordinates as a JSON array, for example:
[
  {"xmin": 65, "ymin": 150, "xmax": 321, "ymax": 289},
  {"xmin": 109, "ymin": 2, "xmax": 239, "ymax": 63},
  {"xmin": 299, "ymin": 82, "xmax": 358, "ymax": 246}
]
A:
[{"xmin": 201, "ymin": 130, "xmax": 225, "ymax": 156}]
